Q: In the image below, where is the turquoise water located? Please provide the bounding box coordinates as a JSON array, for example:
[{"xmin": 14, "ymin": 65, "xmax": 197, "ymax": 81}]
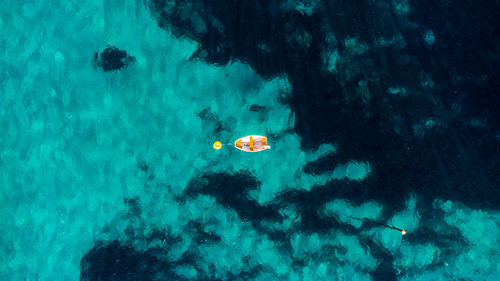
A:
[{"xmin": 1, "ymin": 0, "xmax": 499, "ymax": 280}]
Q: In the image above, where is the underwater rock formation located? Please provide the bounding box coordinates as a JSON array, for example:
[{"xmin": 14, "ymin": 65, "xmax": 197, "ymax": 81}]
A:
[
  {"xmin": 146, "ymin": 0, "xmax": 500, "ymax": 211},
  {"xmin": 94, "ymin": 45, "xmax": 136, "ymax": 72}
]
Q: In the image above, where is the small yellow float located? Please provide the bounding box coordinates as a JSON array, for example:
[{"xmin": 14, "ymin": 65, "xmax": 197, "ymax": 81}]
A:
[{"xmin": 213, "ymin": 141, "xmax": 222, "ymax": 150}]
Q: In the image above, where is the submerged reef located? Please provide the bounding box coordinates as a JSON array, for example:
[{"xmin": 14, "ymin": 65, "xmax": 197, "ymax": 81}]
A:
[
  {"xmin": 146, "ymin": 0, "xmax": 500, "ymax": 210},
  {"xmin": 94, "ymin": 45, "xmax": 136, "ymax": 72}
]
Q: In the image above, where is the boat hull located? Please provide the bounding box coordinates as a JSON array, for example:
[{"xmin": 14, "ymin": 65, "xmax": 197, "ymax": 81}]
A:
[{"xmin": 234, "ymin": 135, "xmax": 271, "ymax": 152}]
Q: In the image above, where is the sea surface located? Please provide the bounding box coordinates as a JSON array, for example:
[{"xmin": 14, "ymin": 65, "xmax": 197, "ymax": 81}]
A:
[{"xmin": 0, "ymin": 0, "xmax": 499, "ymax": 280}]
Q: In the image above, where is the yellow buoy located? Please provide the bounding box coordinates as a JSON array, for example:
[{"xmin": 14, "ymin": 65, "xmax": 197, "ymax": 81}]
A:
[
  {"xmin": 213, "ymin": 141, "xmax": 222, "ymax": 150},
  {"xmin": 401, "ymin": 230, "xmax": 407, "ymax": 235}
]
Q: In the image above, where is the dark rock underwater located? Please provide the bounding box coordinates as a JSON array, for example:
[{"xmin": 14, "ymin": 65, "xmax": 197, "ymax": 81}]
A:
[{"xmin": 81, "ymin": 0, "xmax": 500, "ymax": 280}]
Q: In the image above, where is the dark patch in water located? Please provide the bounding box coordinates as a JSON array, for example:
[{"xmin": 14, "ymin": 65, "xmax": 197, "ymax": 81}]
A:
[
  {"xmin": 80, "ymin": 241, "xmax": 185, "ymax": 281},
  {"xmin": 94, "ymin": 45, "xmax": 136, "ymax": 72},
  {"xmin": 185, "ymin": 171, "xmax": 282, "ymax": 223},
  {"xmin": 303, "ymin": 152, "xmax": 343, "ymax": 175},
  {"xmin": 249, "ymin": 104, "xmax": 267, "ymax": 112},
  {"xmin": 124, "ymin": 197, "xmax": 142, "ymax": 217},
  {"xmin": 137, "ymin": 161, "xmax": 149, "ymax": 172},
  {"xmin": 188, "ymin": 221, "xmax": 222, "ymax": 244}
]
